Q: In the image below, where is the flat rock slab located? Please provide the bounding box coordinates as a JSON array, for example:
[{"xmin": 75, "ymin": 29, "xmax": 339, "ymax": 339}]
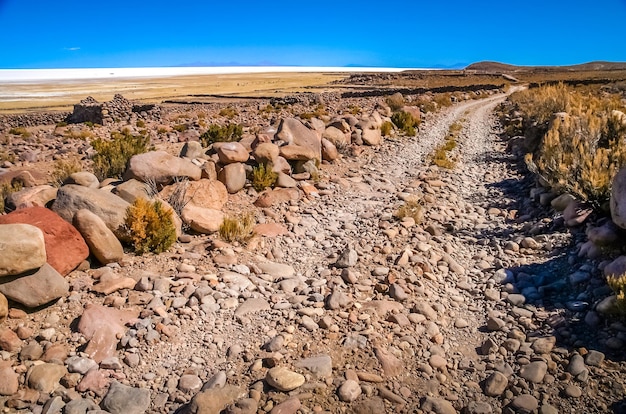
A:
[
  {"xmin": 234, "ymin": 298, "xmax": 271, "ymax": 317},
  {"xmin": 0, "ymin": 263, "xmax": 69, "ymax": 308},
  {"xmin": 78, "ymin": 304, "xmax": 139, "ymax": 363}
]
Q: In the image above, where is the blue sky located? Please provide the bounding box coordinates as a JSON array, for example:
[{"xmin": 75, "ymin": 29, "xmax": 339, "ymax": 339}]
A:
[{"xmin": 1, "ymin": 0, "xmax": 625, "ymax": 69}]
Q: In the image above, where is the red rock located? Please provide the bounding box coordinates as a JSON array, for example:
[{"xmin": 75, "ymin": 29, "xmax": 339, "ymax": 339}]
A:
[
  {"xmin": 0, "ymin": 207, "xmax": 89, "ymax": 276},
  {"xmin": 41, "ymin": 344, "xmax": 69, "ymax": 363},
  {"xmin": 254, "ymin": 188, "xmax": 300, "ymax": 208},
  {"xmin": 254, "ymin": 223, "xmax": 289, "ymax": 237},
  {"xmin": 0, "ymin": 327, "xmax": 21, "ymax": 352},
  {"xmin": 0, "ymin": 361, "xmax": 19, "ymax": 396},
  {"xmin": 76, "ymin": 369, "xmax": 110, "ymax": 395},
  {"xmin": 78, "ymin": 304, "xmax": 139, "ymax": 363}
]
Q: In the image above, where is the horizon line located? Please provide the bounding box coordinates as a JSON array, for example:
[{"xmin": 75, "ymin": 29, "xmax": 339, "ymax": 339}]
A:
[{"xmin": 0, "ymin": 66, "xmax": 445, "ymax": 83}]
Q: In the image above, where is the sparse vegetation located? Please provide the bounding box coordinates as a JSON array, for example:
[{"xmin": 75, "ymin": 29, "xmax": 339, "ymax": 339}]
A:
[
  {"xmin": 381, "ymin": 121, "xmax": 394, "ymax": 137},
  {"xmin": 173, "ymin": 123, "xmax": 188, "ymax": 132},
  {"xmin": 391, "ymin": 111, "xmax": 420, "ymax": 136},
  {"xmin": 124, "ymin": 198, "xmax": 177, "ymax": 254},
  {"xmin": 219, "ymin": 107, "xmax": 238, "ymax": 119},
  {"xmin": 51, "ymin": 157, "xmax": 83, "ymax": 187},
  {"xmin": 219, "ymin": 211, "xmax": 255, "ymax": 244},
  {"xmin": 8, "ymin": 127, "xmax": 31, "ymax": 138},
  {"xmin": 347, "ymin": 104, "xmax": 361, "ymax": 115},
  {"xmin": 430, "ymin": 121, "xmax": 461, "ymax": 169},
  {"xmin": 136, "ymin": 119, "xmax": 146, "ymax": 128},
  {"xmin": 395, "ymin": 199, "xmax": 424, "ymax": 224},
  {"xmin": 512, "ymin": 83, "xmax": 626, "ymax": 206},
  {"xmin": 91, "ymin": 129, "xmax": 151, "ymax": 180},
  {"xmin": 200, "ymin": 123, "xmax": 243, "ymax": 146},
  {"xmin": 607, "ymin": 273, "xmax": 626, "ymax": 314},
  {"xmin": 299, "ymin": 104, "xmax": 328, "ymax": 120},
  {"xmin": 251, "ymin": 163, "xmax": 278, "ymax": 192},
  {"xmin": 0, "ymin": 181, "xmax": 23, "ymax": 213}
]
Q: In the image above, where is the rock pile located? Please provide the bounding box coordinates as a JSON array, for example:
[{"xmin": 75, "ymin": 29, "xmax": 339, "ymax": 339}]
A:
[{"xmin": 68, "ymin": 94, "xmax": 160, "ymax": 125}]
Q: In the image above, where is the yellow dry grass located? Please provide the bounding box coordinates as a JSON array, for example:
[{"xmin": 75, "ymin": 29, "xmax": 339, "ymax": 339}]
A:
[{"xmin": 0, "ymin": 72, "xmax": 347, "ymax": 113}]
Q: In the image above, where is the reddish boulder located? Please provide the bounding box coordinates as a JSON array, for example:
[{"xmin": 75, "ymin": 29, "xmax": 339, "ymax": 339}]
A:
[{"xmin": 0, "ymin": 207, "xmax": 89, "ymax": 276}]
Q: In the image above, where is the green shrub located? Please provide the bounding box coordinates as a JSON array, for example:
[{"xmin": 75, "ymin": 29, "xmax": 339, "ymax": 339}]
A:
[
  {"xmin": 381, "ymin": 121, "xmax": 394, "ymax": 137},
  {"xmin": 391, "ymin": 111, "xmax": 420, "ymax": 136},
  {"xmin": 51, "ymin": 157, "xmax": 83, "ymax": 187},
  {"xmin": 251, "ymin": 163, "xmax": 278, "ymax": 192},
  {"xmin": 125, "ymin": 198, "xmax": 176, "ymax": 254},
  {"xmin": 200, "ymin": 123, "xmax": 243, "ymax": 146},
  {"xmin": 219, "ymin": 212, "xmax": 255, "ymax": 243},
  {"xmin": 91, "ymin": 129, "xmax": 151, "ymax": 180},
  {"xmin": 173, "ymin": 123, "xmax": 188, "ymax": 132}
]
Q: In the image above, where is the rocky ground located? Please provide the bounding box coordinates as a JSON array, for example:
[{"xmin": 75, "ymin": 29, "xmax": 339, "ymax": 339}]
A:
[{"xmin": 1, "ymin": 89, "xmax": 626, "ymax": 414}]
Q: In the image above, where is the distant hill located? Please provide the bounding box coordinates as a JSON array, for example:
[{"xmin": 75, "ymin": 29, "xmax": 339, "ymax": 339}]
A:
[{"xmin": 466, "ymin": 61, "xmax": 626, "ymax": 72}]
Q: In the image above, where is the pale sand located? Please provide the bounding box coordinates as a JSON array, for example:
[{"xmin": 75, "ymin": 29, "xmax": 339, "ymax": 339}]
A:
[{"xmin": 0, "ymin": 72, "xmax": 349, "ymax": 113}]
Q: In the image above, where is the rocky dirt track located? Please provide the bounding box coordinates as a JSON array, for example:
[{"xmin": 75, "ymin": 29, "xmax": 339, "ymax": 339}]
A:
[{"xmin": 2, "ymin": 92, "xmax": 626, "ymax": 414}]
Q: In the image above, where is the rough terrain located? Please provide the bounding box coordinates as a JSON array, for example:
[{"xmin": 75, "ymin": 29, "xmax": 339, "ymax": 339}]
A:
[{"xmin": 1, "ymin": 84, "xmax": 626, "ymax": 414}]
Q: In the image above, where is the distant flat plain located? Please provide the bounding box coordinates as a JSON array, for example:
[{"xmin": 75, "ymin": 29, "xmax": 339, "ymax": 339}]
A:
[{"xmin": 0, "ymin": 72, "xmax": 351, "ymax": 113}]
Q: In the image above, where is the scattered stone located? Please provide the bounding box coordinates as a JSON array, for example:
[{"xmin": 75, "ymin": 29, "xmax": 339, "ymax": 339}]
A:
[
  {"xmin": 101, "ymin": 381, "xmax": 151, "ymax": 414},
  {"xmin": 338, "ymin": 379, "xmax": 362, "ymax": 402},
  {"xmin": 73, "ymin": 209, "xmax": 124, "ymax": 264},
  {"xmin": 484, "ymin": 371, "xmax": 508, "ymax": 396},
  {"xmin": 266, "ymin": 367, "xmax": 305, "ymax": 392},
  {"xmin": 27, "ymin": 363, "xmax": 67, "ymax": 393},
  {"xmin": 124, "ymin": 150, "xmax": 201, "ymax": 184},
  {"xmin": 421, "ymin": 396, "xmax": 456, "ymax": 414}
]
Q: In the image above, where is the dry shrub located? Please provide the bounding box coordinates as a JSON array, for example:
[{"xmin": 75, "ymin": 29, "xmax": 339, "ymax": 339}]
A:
[
  {"xmin": 91, "ymin": 129, "xmax": 151, "ymax": 180},
  {"xmin": 219, "ymin": 107, "xmax": 238, "ymax": 119},
  {"xmin": 219, "ymin": 212, "xmax": 255, "ymax": 243},
  {"xmin": 200, "ymin": 123, "xmax": 243, "ymax": 146},
  {"xmin": 395, "ymin": 199, "xmax": 424, "ymax": 224},
  {"xmin": 391, "ymin": 111, "xmax": 420, "ymax": 136},
  {"xmin": 607, "ymin": 273, "xmax": 626, "ymax": 314},
  {"xmin": 125, "ymin": 198, "xmax": 176, "ymax": 254},
  {"xmin": 0, "ymin": 181, "xmax": 23, "ymax": 213},
  {"xmin": 51, "ymin": 157, "xmax": 83, "ymax": 187},
  {"xmin": 520, "ymin": 84, "xmax": 626, "ymax": 206},
  {"xmin": 251, "ymin": 163, "xmax": 278, "ymax": 192},
  {"xmin": 381, "ymin": 121, "xmax": 394, "ymax": 137},
  {"xmin": 299, "ymin": 104, "xmax": 328, "ymax": 120}
]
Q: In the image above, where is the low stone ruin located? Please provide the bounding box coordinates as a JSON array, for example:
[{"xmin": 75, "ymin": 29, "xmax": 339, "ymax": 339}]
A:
[{"xmin": 68, "ymin": 94, "xmax": 160, "ymax": 125}]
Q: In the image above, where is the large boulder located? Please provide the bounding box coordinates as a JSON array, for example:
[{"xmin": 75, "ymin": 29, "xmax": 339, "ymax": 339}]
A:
[
  {"xmin": 181, "ymin": 205, "xmax": 224, "ymax": 234},
  {"xmin": 112, "ymin": 179, "xmax": 151, "ymax": 203},
  {"xmin": 63, "ymin": 172, "xmax": 100, "ymax": 188},
  {"xmin": 322, "ymin": 126, "xmax": 350, "ymax": 147},
  {"xmin": 218, "ymin": 163, "xmax": 246, "ymax": 194},
  {"xmin": 252, "ymin": 143, "xmax": 280, "ymax": 165},
  {"xmin": 5, "ymin": 185, "xmax": 57, "ymax": 210},
  {"xmin": 52, "ymin": 185, "xmax": 130, "ymax": 240},
  {"xmin": 361, "ymin": 125, "xmax": 382, "ymax": 146},
  {"xmin": 275, "ymin": 118, "xmax": 321, "ymax": 161},
  {"xmin": 214, "ymin": 142, "xmax": 249, "ymax": 164},
  {"xmin": 0, "ymin": 224, "xmax": 46, "ymax": 277},
  {"xmin": 279, "ymin": 144, "xmax": 318, "ymax": 161},
  {"xmin": 0, "ymin": 263, "xmax": 69, "ymax": 308},
  {"xmin": 611, "ymin": 167, "xmax": 626, "ymax": 229},
  {"xmin": 124, "ymin": 151, "xmax": 202, "ymax": 185},
  {"xmin": 321, "ymin": 138, "xmax": 339, "ymax": 161},
  {"xmin": 159, "ymin": 179, "xmax": 228, "ymax": 210},
  {"xmin": 73, "ymin": 209, "xmax": 124, "ymax": 265},
  {"xmin": 0, "ymin": 207, "xmax": 89, "ymax": 276}
]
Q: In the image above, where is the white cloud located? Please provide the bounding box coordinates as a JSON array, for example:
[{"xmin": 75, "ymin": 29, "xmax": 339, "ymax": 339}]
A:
[{"xmin": 63, "ymin": 47, "xmax": 81, "ymax": 51}]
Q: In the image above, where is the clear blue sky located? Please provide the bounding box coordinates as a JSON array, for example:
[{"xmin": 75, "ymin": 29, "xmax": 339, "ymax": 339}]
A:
[{"xmin": 1, "ymin": 0, "xmax": 625, "ymax": 69}]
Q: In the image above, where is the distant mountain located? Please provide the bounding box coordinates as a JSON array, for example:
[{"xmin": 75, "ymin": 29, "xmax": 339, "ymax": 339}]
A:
[{"xmin": 466, "ymin": 61, "xmax": 626, "ymax": 72}]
